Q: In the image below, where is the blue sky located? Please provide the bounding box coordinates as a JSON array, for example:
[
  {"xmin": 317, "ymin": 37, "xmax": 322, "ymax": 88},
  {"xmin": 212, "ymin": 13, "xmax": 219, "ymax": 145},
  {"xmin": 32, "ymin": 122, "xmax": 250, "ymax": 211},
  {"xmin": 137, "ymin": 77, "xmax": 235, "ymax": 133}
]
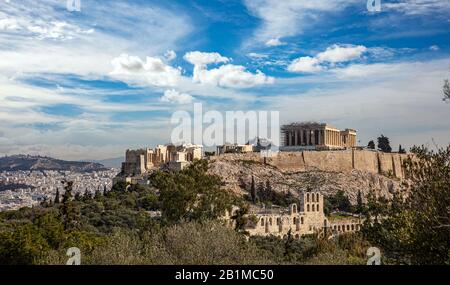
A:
[{"xmin": 0, "ymin": 0, "xmax": 450, "ymax": 160}]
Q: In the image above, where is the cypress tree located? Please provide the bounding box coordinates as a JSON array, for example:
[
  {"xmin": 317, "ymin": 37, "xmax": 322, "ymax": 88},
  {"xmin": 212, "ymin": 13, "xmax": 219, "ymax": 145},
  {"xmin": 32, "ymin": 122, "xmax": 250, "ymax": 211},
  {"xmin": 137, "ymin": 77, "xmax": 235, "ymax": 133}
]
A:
[
  {"xmin": 250, "ymin": 176, "xmax": 257, "ymax": 203},
  {"xmin": 356, "ymin": 190, "xmax": 364, "ymax": 214},
  {"xmin": 54, "ymin": 189, "xmax": 60, "ymax": 204}
]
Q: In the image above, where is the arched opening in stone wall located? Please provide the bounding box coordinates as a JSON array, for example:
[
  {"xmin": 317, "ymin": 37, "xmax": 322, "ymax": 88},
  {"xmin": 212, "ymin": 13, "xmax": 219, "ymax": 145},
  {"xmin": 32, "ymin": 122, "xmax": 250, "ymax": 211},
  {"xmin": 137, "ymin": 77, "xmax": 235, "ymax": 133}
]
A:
[{"xmin": 291, "ymin": 204, "xmax": 297, "ymax": 214}]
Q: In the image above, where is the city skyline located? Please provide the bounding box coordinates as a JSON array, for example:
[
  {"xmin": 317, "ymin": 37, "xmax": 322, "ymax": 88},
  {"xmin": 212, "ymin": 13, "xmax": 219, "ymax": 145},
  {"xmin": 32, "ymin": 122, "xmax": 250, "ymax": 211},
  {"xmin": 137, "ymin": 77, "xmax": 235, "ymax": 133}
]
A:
[{"xmin": 1, "ymin": 0, "xmax": 450, "ymax": 160}]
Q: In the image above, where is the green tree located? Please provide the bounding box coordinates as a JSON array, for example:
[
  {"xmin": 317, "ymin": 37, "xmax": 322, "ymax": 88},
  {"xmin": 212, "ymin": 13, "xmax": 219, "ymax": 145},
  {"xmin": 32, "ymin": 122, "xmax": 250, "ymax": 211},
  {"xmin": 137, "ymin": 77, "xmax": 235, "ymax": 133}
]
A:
[
  {"xmin": 54, "ymin": 189, "xmax": 60, "ymax": 204},
  {"xmin": 398, "ymin": 144, "xmax": 406, "ymax": 154},
  {"xmin": 283, "ymin": 229, "xmax": 295, "ymax": 261},
  {"xmin": 356, "ymin": 190, "xmax": 364, "ymax": 214},
  {"xmin": 231, "ymin": 205, "xmax": 250, "ymax": 234},
  {"xmin": 60, "ymin": 181, "xmax": 80, "ymax": 230},
  {"xmin": 83, "ymin": 189, "xmax": 92, "ymax": 201},
  {"xmin": 0, "ymin": 223, "xmax": 50, "ymax": 265},
  {"xmin": 367, "ymin": 140, "xmax": 375, "ymax": 150},
  {"xmin": 328, "ymin": 190, "xmax": 353, "ymax": 213},
  {"xmin": 443, "ymin": 79, "xmax": 450, "ymax": 102},
  {"xmin": 74, "ymin": 191, "xmax": 82, "ymax": 201},
  {"xmin": 152, "ymin": 160, "xmax": 234, "ymax": 223},
  {"xmin": 61, "ymin": 181, "xmax": 73, "ymax": 204},
  {"xmin": 362, "ymin": 145, "xmax": 450, "ymax": 264},
  {"xmin": 250, "ymin": 176, "xmax": 257, "ymax": 203},
  {"xmin": 377, "ymin": 135, "xmax": 392, "ymax": 153}
]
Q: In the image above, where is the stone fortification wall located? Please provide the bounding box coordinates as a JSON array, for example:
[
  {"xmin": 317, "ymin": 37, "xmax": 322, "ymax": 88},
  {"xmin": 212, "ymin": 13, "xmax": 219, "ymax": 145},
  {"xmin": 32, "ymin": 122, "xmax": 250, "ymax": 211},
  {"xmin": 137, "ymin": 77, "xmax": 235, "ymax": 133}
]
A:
[{"xmin": 212, "ymin": 150, "xmax": 408, "ymax": 179}]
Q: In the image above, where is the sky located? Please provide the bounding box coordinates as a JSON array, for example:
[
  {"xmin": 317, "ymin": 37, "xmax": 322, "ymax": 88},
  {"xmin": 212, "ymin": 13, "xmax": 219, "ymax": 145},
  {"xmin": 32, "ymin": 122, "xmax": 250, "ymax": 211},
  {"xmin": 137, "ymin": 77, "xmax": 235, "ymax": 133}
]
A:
[{"xmin": 0, "ymin": 0, "xmax": 449, "ymax": 160}]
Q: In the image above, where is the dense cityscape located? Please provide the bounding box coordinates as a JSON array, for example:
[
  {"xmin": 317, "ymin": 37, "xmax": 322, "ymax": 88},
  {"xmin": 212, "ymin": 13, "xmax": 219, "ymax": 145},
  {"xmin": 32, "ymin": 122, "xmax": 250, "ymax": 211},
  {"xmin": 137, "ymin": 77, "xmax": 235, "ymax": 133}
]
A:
[{"xmin": 0, "ymin": 169, "xmax": 119, "ymax": 211}]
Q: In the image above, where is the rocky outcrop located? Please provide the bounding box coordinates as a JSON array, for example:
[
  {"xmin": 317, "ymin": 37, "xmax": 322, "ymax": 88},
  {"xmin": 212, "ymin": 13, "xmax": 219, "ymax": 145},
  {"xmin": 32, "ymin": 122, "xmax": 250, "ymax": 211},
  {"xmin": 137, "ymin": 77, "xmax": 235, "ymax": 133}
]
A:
[{"xmin": 208, "ymin": 153, "xmax": 407, "ymax": 203}]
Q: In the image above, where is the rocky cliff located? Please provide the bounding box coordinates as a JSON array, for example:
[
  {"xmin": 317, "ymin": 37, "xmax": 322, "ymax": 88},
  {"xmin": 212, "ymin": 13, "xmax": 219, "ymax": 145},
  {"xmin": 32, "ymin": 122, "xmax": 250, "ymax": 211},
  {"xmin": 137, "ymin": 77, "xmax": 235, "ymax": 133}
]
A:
[{"xmin": 208, "ymin": 150, "xmax": 409, "ymax": 204}]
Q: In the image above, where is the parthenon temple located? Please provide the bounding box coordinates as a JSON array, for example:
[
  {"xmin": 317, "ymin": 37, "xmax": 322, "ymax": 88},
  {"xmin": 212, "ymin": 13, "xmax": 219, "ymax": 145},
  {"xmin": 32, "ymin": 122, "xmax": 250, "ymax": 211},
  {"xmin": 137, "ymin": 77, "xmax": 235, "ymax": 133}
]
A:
[{"xmin": 281, "ymin": 122, "xmax": 357, "ymax": 150}]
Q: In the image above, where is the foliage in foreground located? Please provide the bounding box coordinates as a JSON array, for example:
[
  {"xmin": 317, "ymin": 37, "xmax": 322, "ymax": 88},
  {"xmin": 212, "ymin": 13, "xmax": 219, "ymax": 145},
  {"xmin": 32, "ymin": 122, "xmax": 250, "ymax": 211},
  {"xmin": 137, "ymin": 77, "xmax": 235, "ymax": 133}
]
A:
[
  {"xmin": 1, "ymin": 147, "xmax": 449, "ymax": 265},
  {"xmin": 40, "ymin": 221, "xmax": 273, "ymax": 265},
  {"xmin": 362, "ymin": 145, "xmax": 450, "ymax": 265}
]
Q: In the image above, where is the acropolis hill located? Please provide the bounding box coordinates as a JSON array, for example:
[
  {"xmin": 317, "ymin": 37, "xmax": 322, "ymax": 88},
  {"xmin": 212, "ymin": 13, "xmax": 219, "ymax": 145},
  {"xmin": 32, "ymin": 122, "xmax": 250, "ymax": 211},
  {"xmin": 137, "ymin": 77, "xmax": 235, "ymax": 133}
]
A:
[
  {"xmin": 207, "ymin": 149, "xmax": 408, "ymax": 206},
  {"xmin": 117, "ymin": 122, "xmax": 409, "ymax": 205}
]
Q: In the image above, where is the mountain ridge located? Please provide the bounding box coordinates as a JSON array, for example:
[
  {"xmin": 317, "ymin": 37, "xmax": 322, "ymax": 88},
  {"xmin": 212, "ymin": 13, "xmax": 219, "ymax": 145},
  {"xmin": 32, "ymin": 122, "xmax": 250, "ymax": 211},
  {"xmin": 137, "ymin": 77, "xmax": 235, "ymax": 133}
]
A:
[{"xmin": 0, "ymin": 154, "xmax": 107, "ymax": 172}]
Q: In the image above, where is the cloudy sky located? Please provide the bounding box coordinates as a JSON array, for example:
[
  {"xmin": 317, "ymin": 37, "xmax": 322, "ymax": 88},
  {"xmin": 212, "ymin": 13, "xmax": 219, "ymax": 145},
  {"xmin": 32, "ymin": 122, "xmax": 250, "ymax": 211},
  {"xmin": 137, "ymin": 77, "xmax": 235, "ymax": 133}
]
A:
[{"xmin": 0, "ymin": 0, "xmax": 449, "ymax": 160}]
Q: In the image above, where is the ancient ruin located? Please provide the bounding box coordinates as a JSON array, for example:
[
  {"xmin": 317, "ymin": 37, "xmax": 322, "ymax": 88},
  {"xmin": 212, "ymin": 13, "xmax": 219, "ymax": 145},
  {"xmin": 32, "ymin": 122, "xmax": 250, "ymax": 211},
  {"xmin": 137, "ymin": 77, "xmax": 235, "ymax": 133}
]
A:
[
  {"xmin": 224, "ymin": 192, "xmax": 362, "ymax": 239},
  {"xmin": 281, "ymin": 122, "xmax": 357, "ymax": 150},
  {"xmin": 121, "ymin": 144, "xmax": 203, "ymax": 176}
]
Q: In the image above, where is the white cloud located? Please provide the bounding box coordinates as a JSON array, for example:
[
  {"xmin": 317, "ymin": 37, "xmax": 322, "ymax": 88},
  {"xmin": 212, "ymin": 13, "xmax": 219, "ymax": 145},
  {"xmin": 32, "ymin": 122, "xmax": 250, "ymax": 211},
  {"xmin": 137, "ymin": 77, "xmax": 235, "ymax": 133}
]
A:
[
  {"xmin": 0, "ymin": 18, "xmax": 19, "ymax": 30},
  {"xmin": 287, "ymin": 56, "xmax": 322, "ymax": 73},
  {"xmin": 0, "ymin": 15, "xmax": 94, "ymax": 41},
  {"xmin": 164, "ymin": 50, "xmax": 177, "ymax": 61},
  {"xmin": 243, "ymin": 0, "xmax": 359, "ymax": 47},
  {"xmin": 111, "ymin": 54, "xmax": 182, "ymax": 87},
  {"xmin": 184, "ymin": 51, "xmax": 273, "ymax": 88},
  {"xmin": 192, "ymin": 64, "xmax": 274, "ymax": 88},
  {"xmin": 265, "ymin": 38, "xmax": 287, "ymax": 47},
  {"xmin": 244, "ymin": 0, "xmax": 450, "ymax": 48},
  {"xmin": 288, "ymin": 44, "xmax": 367, "ymax": 73},
  {"xmin": 268, "ymin": 58, "xmax": 450, "ymax": 150},
  {"xmin": 248, "ymin": 52, "xmax": 268, "ymax": 58},
  {"xmin": 184, "ymin": 51, "xmax": 230, "ymax": 66},
  {"xmin": 384, "ymin": 0, "xmax": 450, "ymax": 15},
  {"xmin": 182, "ymin": 51, "xmax": 274, "ymax": 88},
  {"xmin": 316, "ymin": 44, "xmax": 367, "ymax": 63},
  {"xmin": 330, "ymin": 62, "xmax": 411, "ymax": 79},
  {"xmin": 160, "ymin": 89, "xmax": 193, "ymax": 104},
  {"xmin": 429, "ymin": 45, "xmax": 440, "ymax": 51},
  {"xmin": 26, "ymin": 21, "xmax": 94, "ymax": 41},
  {"xmin": 0, "ymin": 0, "xmax": 193, "ymax": 78}
]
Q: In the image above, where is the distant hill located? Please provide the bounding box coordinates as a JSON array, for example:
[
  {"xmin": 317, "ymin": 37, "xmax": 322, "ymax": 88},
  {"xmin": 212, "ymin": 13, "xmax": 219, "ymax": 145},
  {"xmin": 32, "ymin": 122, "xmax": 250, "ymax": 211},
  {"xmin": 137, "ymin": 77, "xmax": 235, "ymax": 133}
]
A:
[{"xmin": 0, "ymin": 155, "xmax": 107, "ymax": 172}]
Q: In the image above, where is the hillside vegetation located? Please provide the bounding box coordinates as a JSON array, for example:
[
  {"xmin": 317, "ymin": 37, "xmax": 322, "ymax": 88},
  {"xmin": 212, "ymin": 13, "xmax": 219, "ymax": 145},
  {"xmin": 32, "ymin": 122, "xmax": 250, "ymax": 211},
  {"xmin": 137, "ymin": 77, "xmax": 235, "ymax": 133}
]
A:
[{"xmin": 0, "ymin": 145, "xmax": 448, "ymax": 265}]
